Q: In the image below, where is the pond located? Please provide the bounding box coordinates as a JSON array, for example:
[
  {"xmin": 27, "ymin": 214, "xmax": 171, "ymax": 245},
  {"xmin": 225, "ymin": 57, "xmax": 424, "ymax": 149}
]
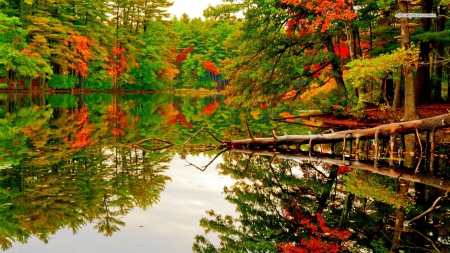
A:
[{"xmin": 0, "ymin": 93, "xmax": 449, "ymax": 252}]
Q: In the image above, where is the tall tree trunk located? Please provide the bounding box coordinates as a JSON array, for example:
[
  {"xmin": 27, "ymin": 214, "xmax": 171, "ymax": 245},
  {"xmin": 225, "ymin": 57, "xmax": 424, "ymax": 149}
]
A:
[
  {"xmin": 78, "ymin": 74, "xmax": 84, "ymax": 89},
  {"xmin": 414, "ymin": 0, "xmax": 433, "ymax": 105},
  {"xmin": 392, "ymin": 67, "xmax": 402, "ymax": 110},
  {"xmin": 398, "ymin": 0, "xmax": 418, "ymax": 120},
  {"xmin": 434, "ymin": 5, "xmax": 446, "ymax": 101},
  {"xmin": 316, "ymin": 165, "xmax": 338, "ymax": 213},
  {"xmin": 324, "ymin": 36, "xmax": 346, "ymax": 92}
]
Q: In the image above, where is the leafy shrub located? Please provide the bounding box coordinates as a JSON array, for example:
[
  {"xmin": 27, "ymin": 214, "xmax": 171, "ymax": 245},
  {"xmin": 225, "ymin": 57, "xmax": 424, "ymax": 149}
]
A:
[
  {"xmin": 47, "ymin": 74, "xmax": 76, "ymax": 89},
  {"xmin": 84, "ymin": 77, "xmax": 112, "ymax": 90},
  {"xmin": 0, "ymin": 83, "xmax": 8, "ymax": 89}
]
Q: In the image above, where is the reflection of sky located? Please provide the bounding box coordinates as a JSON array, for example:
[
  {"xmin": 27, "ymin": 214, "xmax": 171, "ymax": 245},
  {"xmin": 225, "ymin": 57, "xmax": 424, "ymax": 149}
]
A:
[{"xmin": 8, "ymin": 154, "xmax": 236, "ymax": 253}]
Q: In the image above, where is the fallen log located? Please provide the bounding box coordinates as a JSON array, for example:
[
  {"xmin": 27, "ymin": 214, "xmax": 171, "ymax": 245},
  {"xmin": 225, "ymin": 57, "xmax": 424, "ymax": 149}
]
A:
[
  {"xmin": 230, "ymin": 149, "xmax": 450, "ymax": 192},
  {"xmin": 224, "ymin": 113, "xmax": 450, "ymax": 148}
]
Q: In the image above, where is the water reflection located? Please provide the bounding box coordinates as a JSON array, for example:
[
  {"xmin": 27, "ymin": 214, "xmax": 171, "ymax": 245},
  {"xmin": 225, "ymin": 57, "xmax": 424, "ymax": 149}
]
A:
[
  {"xmin": 2, "ymin": 93, "xmax": 450, "ymax": 252},
  {"xmin": 0, "ymin": 92, "xmax": 298, "ymax": 252},
  {"xmin": 194, "ymin": 148, "xmax": 450, "ymax": 252}
]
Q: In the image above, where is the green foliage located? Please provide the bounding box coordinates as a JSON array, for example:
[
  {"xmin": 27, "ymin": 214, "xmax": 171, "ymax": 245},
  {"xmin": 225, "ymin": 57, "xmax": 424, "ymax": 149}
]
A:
[
  {"xmin": 47, "ymin": 94, "xmax": 77, "ymax": 108},
  {"xmin": 84, "ymin": 77, "xmax": 112, "ymax": 90},
  {"xmin": 370, "ymin": 238, "xmax": 390, "ymax": 253},
  {"xmin": 344, "ymin": 170, "xmax": 410, "ymax": 208},
  {"xmin": 345, "ymin": 46, "xmax": 419, "ymax": 117},
  {"xmin": 46, "ymin": 74, "xmax": 76, "ymax": 89}
]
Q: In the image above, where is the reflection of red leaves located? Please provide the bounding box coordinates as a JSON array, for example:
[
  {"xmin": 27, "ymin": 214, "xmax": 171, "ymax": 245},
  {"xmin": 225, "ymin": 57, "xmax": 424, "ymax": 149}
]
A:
[
  {"xmin": 203, "ymin": 100, "xmax": 220, "ymax": 115},
  {"xmin": 158, "ymin": 103, "xmax": 192, "ymax": 128},
  {"xmin": 338, "ymin": 165, "xmax": 350, "ymax": 174},
  {"xmin": 279, "ymin": 205, "xmax": 351, "ymax": 253},
  {"xmin": 70, "ymin": 108, "xmax": 93, "ymax": 148},
  {"xmin": 106, "ymin": 105, "xmax": 137, "ymax": 138}
]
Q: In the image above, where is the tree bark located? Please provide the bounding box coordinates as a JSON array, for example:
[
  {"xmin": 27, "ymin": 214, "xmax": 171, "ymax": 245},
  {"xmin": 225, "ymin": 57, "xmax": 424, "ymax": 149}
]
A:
[
  {"xmin": 398, "ymin": 0, "xmax": 417, "ymax": 120},
  {"xmin": 324, "ymin": 36, "xmax": 346, "ymax": 92},
  {"xmin": 224, "ymin": 113, "xmax": 450, "ymax": 148},
  {"xmin": 414, "ymin": 0, "xmax": 433, "ymax": 105},
  {"xmin": 392, "ymin": 67, "xmax": 402, "ymax": 110}
]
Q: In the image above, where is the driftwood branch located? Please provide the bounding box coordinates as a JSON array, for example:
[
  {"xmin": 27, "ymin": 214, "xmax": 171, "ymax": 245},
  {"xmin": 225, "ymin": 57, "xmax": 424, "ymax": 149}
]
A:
[{"xmin": 224, "ymin": 113, "xmax": 450, "ymax": 148}]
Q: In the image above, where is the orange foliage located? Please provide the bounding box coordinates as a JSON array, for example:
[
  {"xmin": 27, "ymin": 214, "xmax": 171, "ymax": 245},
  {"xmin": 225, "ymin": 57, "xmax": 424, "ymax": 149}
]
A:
[
  {"xmin": 282, "ymin": 0, "xmax": 356, "ymax": 33},
  {"xmin": 279, "ymin": 111, "xmax": 296, "ymax": 122},
  {"xmin": 282, "ymin": 90, "xmax": 297, "ymax": 100},
  {"xmin": 69, "ymin": 107, "xmax": 93, "ymax": 148},
  {"xmin": 203, "ymin": 61, "xmax": 220, "ymax": 75},
  {"xmin": 105, "ymin": 104, "xmax": 139, "ymax": 138},
  {"xmin": 203, "ymin": 100, "xmax": 220, "ymax": 115},
  {"xmin": 157, "ymin": 103, "xmax": 193, "ymax": 128},
  {"xmin": 299, "ymin": 78, "xmax": 337, "ymax": 102},
  {"xmin": 157, "ymin": 65, "xmax": 180, "ymax": 81},
  {"xmin": 107, "ymin": 43, "xmax": 140, "ymax": 83},
  {"xmin": 67, "ymin": 34, "xmax": 93, "ymax": 77}
]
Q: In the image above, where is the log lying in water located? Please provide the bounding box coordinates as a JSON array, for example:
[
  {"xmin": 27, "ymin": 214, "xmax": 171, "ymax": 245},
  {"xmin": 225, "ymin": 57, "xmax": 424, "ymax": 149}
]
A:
[
  {"xmin": 225, "ymin": 113, "xmax": 450, "ymax": 148},
  {"xmin": 230, "ymin": 149, "xmax": 450, "ymax": 191}
]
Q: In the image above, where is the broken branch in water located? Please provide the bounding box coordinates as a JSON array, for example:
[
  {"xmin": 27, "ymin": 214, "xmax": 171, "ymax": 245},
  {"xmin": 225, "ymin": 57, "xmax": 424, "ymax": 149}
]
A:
[
  {"xmin": 183, "ymin": 148, "xmax": 228, "ymax": 171},
  {"xmin": 405, "ymin": 191, "xmax": 448, "ymax": 226},
  {"xmin": 182, "ymin": 127, "xmax": 224, "ymax": 149},
  {"xmin": 129, "ymin": 137, "xmax": 173, "ymax": 151}
]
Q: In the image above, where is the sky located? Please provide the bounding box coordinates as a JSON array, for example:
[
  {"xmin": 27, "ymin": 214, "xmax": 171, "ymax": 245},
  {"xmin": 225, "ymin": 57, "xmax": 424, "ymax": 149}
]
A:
[{"xmin": 167, "ymin": 0, "xmax": 224, "ymax": 19}]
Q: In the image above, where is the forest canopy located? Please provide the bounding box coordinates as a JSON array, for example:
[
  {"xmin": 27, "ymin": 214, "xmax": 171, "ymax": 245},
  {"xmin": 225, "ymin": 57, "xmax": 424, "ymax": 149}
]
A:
[{"xmin": 1, "ymin": 0, "xmax": 450, "ymax": 120}]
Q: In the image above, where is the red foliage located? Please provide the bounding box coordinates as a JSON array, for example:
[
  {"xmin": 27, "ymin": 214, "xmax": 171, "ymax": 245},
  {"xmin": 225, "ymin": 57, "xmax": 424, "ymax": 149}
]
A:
[
  {"xmin": 175, "ymin": 46, "xmax": 195, "ymax": 63},
  {"xmin": 203, "ymin": 100, "xmax": 220, "ymax": 115},
  {"xmin": 157, "ymin": 103, "xmax": 192, "ymax": 128},
  {"xmin": 68, "ymin": 34, "xmax": 94, "ymax": 77},
  {"xmin": 69, "ymin": 107, "xmax": 93, "ymax": 148},
  {"xmin": 283, "ymin": 0, "xmax": 356, "ymax": 33},
  {"xmin": 203, "ymin": 61, "xmax": 220, "ymax": 75},
  {"xmin": 333, "ymin": 40, "xmax": 351, "ymax": 59},
  {"xmin": 338, "ymin": 165, "xmax": 350, "ymax": 174},
  {"xmin": 107, "ymin": 43, "xmax": 140, "ymax": 83},
  {"xmin": 105, "ymin": 104, "xmax": 139, "ymax": 138},
  {"xmin": 277, "ymin": 200, "xmax": 351, "ymax": 253}
]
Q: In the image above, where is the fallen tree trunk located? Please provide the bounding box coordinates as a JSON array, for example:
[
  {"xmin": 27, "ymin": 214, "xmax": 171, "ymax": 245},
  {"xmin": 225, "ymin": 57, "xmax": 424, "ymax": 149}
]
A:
[
  {"xmin": 230, "ymin": 149, "xmax": 450, "ymax": 191},
  {"xmin": 224, "ymin": 113, "xmax": 450, "ymax": 148}
]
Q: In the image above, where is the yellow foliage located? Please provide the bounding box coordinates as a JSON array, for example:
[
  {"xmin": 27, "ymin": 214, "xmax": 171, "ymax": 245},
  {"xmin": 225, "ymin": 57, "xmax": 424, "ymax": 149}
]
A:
[{"xmin": 300, "ymin": 78, "xmax": 337, "ymax": 102}]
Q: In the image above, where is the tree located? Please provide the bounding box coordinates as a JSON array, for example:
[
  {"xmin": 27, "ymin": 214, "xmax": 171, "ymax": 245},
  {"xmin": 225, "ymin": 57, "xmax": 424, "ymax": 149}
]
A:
[{"xmin": 203, "ymin": 0, "xmax": 356, "ymax": 107}]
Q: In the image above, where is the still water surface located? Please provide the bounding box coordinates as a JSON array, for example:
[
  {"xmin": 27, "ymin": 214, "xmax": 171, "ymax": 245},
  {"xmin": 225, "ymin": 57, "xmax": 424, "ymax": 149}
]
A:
[{"xmin": 1, "ymin": 93, "xmax": 450, "ymax": 252}]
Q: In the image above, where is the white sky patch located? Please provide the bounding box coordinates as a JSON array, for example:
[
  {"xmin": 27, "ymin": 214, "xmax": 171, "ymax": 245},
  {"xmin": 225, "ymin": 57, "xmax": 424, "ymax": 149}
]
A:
[{"xmin": 167, "ymin": 0, "xmax": 225, "ymax": 19}]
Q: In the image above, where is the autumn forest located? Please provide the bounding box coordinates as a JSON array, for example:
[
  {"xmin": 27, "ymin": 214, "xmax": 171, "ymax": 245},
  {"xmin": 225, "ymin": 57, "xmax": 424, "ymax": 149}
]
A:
[{"xmin": 2, "ymin": 0, "xmax": 450, "ymax": 252}]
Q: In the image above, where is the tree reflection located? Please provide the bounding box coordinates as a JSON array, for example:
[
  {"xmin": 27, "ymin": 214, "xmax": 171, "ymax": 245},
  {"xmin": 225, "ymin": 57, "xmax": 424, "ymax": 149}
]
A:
[
  {"xmin": 194, "ymin": 150, "xmax": 450, "ymax": 252},
  {"xmin": 0, "ymin": 95, "xmax": 172, "ymax": 250}
]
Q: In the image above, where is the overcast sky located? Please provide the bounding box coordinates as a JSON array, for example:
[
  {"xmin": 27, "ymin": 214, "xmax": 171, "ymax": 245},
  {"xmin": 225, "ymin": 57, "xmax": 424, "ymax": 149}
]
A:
[{"xmin": 167, "ymin": 0, "xmax": 224, "ymax": 19}]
